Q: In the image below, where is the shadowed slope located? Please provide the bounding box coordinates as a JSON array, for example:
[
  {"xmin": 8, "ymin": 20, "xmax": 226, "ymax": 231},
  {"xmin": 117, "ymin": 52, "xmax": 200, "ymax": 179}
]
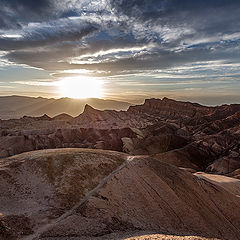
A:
[{"xmin": 0, "ymin": 149, "xmax": 240, "ymax": 240}]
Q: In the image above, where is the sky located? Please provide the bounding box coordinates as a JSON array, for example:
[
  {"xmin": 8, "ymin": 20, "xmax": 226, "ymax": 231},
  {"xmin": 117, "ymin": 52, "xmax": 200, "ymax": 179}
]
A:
[{"xmin": 0, "ymin": 0, "xmax": 240, "ymax": 105}]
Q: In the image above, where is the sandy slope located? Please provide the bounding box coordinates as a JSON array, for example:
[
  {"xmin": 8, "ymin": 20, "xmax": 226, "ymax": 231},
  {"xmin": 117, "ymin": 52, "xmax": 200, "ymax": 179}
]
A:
[{"xmin": 194, "ymin": 172, "xmax": 240, "ymax": 196}]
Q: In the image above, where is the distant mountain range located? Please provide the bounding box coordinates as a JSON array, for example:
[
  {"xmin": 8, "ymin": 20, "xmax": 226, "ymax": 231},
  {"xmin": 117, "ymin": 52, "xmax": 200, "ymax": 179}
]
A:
[{"xmin": 0, "ymin": 95, "xmax": 133, "ymax": 119}]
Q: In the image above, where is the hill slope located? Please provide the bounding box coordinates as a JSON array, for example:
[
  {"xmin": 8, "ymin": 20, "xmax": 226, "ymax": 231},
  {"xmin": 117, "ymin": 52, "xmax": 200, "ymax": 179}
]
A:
[
  {"xmin": 0, "ymin": 97, "xmax": 240, "ymax": 177},
  {"xmin": 0, "ymin": 149, "xmax": 240, "ymax": 240}
]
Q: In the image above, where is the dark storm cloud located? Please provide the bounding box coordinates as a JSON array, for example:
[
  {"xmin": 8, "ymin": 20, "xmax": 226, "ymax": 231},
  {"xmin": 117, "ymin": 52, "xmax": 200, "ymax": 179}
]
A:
[
  {"xmin": 4, "ymin": 36, "xmax": 147, "ymax": 70},
  {"xmin": 0, "ymin": 0, "xmax": 55, "ymax": 30},
  {"xmin": 2, "ymin": 0, "xmax": 52, "ymax": 13},
  {"xmin": 7, "ymin": 40, "xmax": 240, "ymax": 75},
  {"xmin": 0, "ymin": 20, "xmax": 99, "ymax": 51},
  {"xmin": 109, "ymin": 0, "xmax": 240, "ymax": 38},
  {"xmin": 109, "ymin": 0, "xmax": 240, "ymax": 22},
  {"xmin": 66, "ymin": 45, "xmax": 240, "ymax": 73},
  {"xmin": 1, "ymin": 0, "xmax": 240, "ymax": 77}
]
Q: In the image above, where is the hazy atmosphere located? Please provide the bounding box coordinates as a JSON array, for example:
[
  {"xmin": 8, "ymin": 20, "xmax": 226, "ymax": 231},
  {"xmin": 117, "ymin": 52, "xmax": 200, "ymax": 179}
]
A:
[{"xmin": 0, "ymin": 0, "xmax": 240, "ymax": 104}]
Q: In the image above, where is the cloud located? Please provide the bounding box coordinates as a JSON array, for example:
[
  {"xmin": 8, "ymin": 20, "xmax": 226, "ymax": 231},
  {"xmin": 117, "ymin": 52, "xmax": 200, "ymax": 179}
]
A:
[
  {"xmin": 0, "ymin": 0, "xmax": 56, "ymax": 30},
  {"xmin": 108, "ymin": 0, "xmax": 240, "ymax": 45},
  {"xmin": 0, "ymin": 0, "xmax": 240, "ymax": 96},
  {"xmin": 0, "ymin": 17, "xmax": 99, "ymax": 51},
  {"xmin": 108, "ymin": 0, "xmax": 240, "ymax": 25}
]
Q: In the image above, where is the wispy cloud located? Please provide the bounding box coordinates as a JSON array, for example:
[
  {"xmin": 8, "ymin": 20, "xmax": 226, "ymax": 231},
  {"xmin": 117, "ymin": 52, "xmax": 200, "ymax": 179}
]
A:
[{"xmin": 0, "ymin": 0, "xmax": 240, "ymax": 104}]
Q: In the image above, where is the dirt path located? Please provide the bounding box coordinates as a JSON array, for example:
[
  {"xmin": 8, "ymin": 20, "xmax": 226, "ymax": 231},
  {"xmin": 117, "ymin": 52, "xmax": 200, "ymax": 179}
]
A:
[{"xmin": 22, "ymin": 155, "xmax": 136, "ymax": 240}]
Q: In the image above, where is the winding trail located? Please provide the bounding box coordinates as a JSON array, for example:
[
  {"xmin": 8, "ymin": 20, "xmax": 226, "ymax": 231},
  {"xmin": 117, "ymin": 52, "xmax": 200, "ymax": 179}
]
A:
[{"xmin": 22, "ymin": 155, "xmax": 136, "ymax": 240}]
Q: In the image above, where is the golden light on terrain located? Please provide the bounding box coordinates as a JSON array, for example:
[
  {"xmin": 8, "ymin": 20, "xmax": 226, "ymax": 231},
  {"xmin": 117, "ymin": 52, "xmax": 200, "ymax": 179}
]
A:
[{"xmin": 58, "ymin": 77, "xmax": 104, "ymax": 99}]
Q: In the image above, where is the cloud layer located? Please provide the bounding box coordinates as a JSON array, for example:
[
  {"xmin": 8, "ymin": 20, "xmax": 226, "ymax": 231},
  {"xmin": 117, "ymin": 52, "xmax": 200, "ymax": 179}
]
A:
[{"xmin": 0, "ymin": 0, "xmax": 240, "ymax": 103}]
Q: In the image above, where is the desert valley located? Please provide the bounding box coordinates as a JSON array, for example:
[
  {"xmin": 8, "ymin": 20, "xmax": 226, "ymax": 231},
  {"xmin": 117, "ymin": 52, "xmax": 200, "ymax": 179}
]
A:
[
  {"xmin": 0, "ymin": 97, "xmax": 240, "ymax": 240},
  {"xmin": 1, "ymin": 0, "xmax": 240, "ymax": 239}
]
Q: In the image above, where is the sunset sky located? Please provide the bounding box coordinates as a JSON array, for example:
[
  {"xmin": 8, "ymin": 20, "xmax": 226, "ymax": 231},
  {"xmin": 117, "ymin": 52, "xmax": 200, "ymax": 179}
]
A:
[{"xmin": 0, "ymin": 0, "xmax": 240, "ymax": 104}]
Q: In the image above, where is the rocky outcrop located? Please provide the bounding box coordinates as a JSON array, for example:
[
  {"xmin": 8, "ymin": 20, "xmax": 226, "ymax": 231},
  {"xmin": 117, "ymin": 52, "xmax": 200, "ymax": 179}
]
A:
[
  {"xmin": 1, "ymin": 149, "xmax": 240, "ymax": 240},
  {"xmin": 72, "ymin": 104, "xmax": 151, "ymax": 129},
  {"xmin": 0, "ymin": 97, "xmax": 240, "ymax": 175},
  {"xmin": 0, "ymin": 98, "xmax": 239, "ymax": 239},
  {"xmin": 128, "ymin": 98, "xmax": 212, "ymax": 119},
  {"xmin": 0, "ymin": 128, "xmax": 138, "ymax": 158},
  {"xmin": 206, "ymin": 157, "xmax": 240, "ymax": 175},
  {"xmin": 52, "ymin": 113, "xmax": 73, "ymax": 121}
]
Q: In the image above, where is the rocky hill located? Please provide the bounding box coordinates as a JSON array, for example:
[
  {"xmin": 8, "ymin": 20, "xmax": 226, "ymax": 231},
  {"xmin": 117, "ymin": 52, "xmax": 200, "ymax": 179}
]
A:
[
  {"xmin": 1, "ymin": 98, "xmax": 240, "ymax": 239},
  {"xmin": 0, "ymin": 97, "xmax": 239, "ymax": 177},
  {"xmin": 1, "ymin": 148, "xmax": 240, "ymax": 240}
]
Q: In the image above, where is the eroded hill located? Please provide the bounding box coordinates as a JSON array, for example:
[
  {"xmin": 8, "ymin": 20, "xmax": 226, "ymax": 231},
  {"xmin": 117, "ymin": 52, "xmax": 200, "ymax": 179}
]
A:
[
  {"xmin": 1, "ymin": 149, "xmax": 240, "ymax": 240},
  {"xmin": 0, "ymin": 98, "xmax": 240, "ymax": 177}
]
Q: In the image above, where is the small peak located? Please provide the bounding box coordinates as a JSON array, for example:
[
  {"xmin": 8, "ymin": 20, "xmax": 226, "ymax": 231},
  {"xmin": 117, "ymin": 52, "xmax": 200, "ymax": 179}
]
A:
[
  {"xmin": 40, "ymin": 114, "xmax": 51, "ymax": 120},
  {"xmin": 84, "ymin": 104, "xmax": 97, "ymax": 113},
  {"xmin": 144, "ymin": 98, "xmax": 157, "ymax": 104},
  {"xmin": 162, "ymin": 97, "xmax": 172, "ymax": 102},
  {"xmin": 53, "ymin": 113, "xmax": 73, "ymax": 120}
]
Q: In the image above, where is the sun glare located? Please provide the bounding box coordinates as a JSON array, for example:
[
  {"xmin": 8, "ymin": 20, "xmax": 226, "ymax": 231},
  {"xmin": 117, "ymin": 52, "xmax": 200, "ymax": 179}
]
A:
[{"xmin": 58, "ymin": 77, "xmax": 104, "ymax": 99}]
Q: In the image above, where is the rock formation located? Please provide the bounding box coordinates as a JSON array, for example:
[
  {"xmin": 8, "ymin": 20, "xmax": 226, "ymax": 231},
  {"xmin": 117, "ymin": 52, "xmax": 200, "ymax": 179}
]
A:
[
  {"xmin": 1, "ymin": 149, "xmax": 240, "ymax": 240},
  {"xmin": 0, "ymin": 98, "xmax": 240, "ymax": 177}
]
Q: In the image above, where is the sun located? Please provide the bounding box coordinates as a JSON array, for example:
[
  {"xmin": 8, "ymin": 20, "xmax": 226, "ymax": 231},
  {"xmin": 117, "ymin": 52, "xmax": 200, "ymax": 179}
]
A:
[{"xmin": 58, "ymin": 77, "xmax": 104, "ymax": 99}]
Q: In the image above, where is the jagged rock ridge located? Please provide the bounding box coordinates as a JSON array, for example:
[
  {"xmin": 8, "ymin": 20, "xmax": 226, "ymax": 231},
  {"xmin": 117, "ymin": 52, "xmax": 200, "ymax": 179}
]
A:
[{"xmin": 0, "ymin": 97, "xmax": 240, "ymax": 177}]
